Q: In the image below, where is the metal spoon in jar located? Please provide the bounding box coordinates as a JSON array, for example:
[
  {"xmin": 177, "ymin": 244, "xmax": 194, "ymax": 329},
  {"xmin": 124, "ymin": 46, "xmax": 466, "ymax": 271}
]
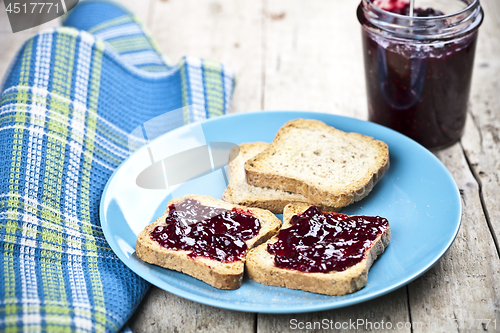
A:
[{"xmin": 409, "ymin": 0, "xmax": 415, "ymax": 16}]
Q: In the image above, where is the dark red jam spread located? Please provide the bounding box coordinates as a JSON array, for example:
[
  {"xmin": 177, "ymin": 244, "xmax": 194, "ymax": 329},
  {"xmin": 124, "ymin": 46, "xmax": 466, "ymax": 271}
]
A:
[
  {"xmin": 150, "ymin": 199, "xmax": 260, "ymax": 263},
  {"xmin": 267, "ymin": 206, "xmax": 388, "ymax": 273}
]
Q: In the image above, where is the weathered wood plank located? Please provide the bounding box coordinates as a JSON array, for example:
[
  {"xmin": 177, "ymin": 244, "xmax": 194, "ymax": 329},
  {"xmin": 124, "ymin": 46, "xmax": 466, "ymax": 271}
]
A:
[
  {"xmin": 461, "ymin": 0, "xmax": 500, "ymax": 250},
  {"xmin": 257, "ymin": 288, "xmax": 411, "ymax": 333},
  {"xmin": 262, "ymin": 0, "xmax": 367, "ymax": 119},
  {"xmin": 129, "ymin": 286, "xmax": 255, "ymax": 333},
  {"xmin": 148, "ymin": 0, "xmax": 265, "ymax": 113},
  {"xmin": 407, "ymin": 144, "xmax": 500, "ymax": 332}
]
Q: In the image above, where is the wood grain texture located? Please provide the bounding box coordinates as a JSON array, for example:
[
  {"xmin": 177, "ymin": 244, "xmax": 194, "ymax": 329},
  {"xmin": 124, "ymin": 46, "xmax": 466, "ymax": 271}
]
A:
[
  {"xmin": 257, "ymin": 288, "xmax": 411, "ymax": 333},
  {"xmin": 461, "ymin": 0, "xmax": 500, "ymax": 252},
  {"xmin": 129, "ymin": 286, "xmax": 255, "ymax": 333},
  {"xmin": 263, "ymin": 0, "xmax": 367, "ymax": 118},
  {"xmin": 408, "ymin": 144, "xmax": 500, "ymax": 332},
  {"xmin": 149, "ymin": 0, "xmax": 265, "ymax": 113}
]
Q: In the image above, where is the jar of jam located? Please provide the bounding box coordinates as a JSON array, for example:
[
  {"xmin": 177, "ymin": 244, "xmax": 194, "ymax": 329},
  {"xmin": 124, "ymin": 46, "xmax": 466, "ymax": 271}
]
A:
[{"xmin": 357, "ymin": 0, "xmax": 484, "ymax": 149}]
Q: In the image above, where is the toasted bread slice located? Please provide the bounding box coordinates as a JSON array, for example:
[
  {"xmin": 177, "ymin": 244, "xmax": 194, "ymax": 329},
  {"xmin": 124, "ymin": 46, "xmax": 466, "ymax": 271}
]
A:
[
  {"xmin": 244, "ymin": 119, "xmax": 389, "ymax": 208},
  {"xmin": 245, "ymin": 203, "xmax": 390, "ymax": 295},
  {"xmin": 223, "ymin": 142, "xmax": 341, "ymax": 214},
  {"xmin": 136, "ymin": 195, "xmax": 281, "ymax": 289}
]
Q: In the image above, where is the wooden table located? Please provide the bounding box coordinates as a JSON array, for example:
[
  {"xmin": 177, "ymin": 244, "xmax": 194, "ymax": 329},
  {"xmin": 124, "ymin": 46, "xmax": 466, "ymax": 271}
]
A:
[{"xmin": 1, "ymin": 0, "xmax": 499, "ymax": 332}]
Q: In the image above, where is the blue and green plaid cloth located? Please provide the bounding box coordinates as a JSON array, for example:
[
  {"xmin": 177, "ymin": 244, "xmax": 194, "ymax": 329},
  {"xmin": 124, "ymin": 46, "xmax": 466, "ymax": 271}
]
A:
[{"xmin": 0, "ymin": 0, "xmax": 235, "ymax": 331}]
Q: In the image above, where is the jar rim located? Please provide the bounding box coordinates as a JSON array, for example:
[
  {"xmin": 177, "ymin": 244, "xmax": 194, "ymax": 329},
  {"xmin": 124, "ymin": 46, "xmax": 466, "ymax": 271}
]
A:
[
  {"xmin": 364, "ymin": 0, "xmax": 480, "ymax": 20},
  {"xmin": 359, "ymin": 0, "xmax": 484, "ymax": 40}
]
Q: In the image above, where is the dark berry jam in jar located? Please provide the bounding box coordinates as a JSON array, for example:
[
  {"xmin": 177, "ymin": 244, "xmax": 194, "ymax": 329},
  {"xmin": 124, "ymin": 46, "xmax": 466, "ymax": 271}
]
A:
[{"xmin": 357, "ymin": 0, "xmax": 484, "ymax": 149}]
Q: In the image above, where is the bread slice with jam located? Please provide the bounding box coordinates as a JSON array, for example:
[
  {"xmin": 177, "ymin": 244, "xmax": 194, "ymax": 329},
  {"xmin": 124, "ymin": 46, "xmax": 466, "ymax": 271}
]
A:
[
  {"xmin": 136, "ymin": 195, "xmax": 281, "ymax": 290},
  {"xmin": 244, "ymin": 119, "xmax": 389, "ymax": 209},
  {"xmin": 245, "ymin": 203, "xmax": 390, "ymax": 295}
]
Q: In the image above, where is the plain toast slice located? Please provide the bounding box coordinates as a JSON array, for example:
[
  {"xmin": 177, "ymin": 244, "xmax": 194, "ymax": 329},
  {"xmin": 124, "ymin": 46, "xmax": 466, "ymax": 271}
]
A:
[
  {"xmin": 136, "ymin": 195, "xmax": 281, "ymax": 289},
  {"xmin": 244, "ymin": 119, "xmax": 389, "ymax": 208},
  {"xmin": 245, "ymin": 203, "xmax": 390, "ymax": 295},
  {"xmin": 223, "ymin": 142, "xmax": 340, "ymax": 214}
]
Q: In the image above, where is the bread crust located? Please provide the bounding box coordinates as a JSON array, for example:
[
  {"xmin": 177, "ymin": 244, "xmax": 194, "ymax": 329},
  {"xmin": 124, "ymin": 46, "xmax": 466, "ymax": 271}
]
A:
[
  {"xmin": 223, "ymin": 142, "xmax": 340, "ymax": 213},
  {"xmin": 244, "ymin": 119, "xmax": 389, "ymax": 208},
  {"xmin": 245, "ymin": 203, "xmax": 390, "ymax": 295},
  {"xmin": 136, "ymin": 195, "xmax": 281, "ymax": 290}
]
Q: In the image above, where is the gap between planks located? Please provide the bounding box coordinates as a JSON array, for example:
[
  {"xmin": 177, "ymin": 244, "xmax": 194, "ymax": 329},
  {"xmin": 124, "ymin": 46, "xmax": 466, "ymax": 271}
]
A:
[{"xmin": 462, "ymin": 143, "xmax": 500, "ymax": 259}]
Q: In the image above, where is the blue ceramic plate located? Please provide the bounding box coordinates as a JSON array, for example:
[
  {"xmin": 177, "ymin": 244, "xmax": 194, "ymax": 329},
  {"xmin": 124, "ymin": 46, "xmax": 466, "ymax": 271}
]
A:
[{"xmin": 100, "ymin": 111, "xmax": 461, "ymax": 313}]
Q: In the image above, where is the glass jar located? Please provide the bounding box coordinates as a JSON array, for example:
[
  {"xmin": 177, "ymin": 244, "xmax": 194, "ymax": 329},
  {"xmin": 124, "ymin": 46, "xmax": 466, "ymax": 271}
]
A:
[{"xmin": 357, "ymin": 0, "xmax": 484, "ymax": 149}]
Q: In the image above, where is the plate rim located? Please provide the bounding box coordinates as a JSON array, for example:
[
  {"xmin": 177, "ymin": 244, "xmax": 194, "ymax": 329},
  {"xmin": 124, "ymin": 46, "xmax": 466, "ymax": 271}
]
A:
[{"xmin": 99, "ymin": 110, "xmax": 462, "ymax": 313}]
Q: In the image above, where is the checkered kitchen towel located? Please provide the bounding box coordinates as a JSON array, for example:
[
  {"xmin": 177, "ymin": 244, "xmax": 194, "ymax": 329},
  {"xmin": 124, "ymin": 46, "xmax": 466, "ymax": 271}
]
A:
[{"xmin": 0, "ymin": 0, "xmax": 235, "ymax": 332}]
